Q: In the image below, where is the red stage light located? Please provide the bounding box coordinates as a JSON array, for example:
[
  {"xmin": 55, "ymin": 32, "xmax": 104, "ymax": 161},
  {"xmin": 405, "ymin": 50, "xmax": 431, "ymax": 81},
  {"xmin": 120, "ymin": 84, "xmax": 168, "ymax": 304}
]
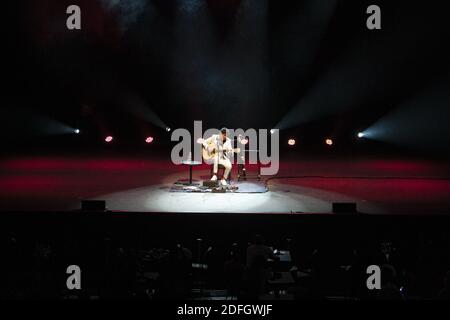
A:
[
  {"xmin": 288, "ymin": 139, "xmax": 296, "ymax": 146},
  {"xmin": 325, "ymin": 138, "xmax": 333, "ymax": 146},
  {"xmin": 105, "ymin": 136, "xmax": 113, "ymax": 143},
  {"xmin": 145, "ymin": 136, "xmax": 154, "ymax": 144},
  {"xmin": 237, "ymin": 134, "xmax": 249, "ymax": 145},
  {"xmin": 240, "ymin": 138, "xmax": 249, "ymax": 145}
]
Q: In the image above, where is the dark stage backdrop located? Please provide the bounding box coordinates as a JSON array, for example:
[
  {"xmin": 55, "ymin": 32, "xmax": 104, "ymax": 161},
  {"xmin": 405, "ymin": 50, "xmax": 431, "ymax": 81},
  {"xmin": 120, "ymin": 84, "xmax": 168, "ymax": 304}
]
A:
[{"xmin": 4, "ymin": 0, "xmax": 450, "ymax": 154}]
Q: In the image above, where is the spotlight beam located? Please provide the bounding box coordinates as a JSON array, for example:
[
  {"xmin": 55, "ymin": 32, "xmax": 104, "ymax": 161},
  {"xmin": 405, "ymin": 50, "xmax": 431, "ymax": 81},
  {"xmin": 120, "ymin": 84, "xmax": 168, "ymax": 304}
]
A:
[
  {"xmin": 362, "ymin": 75, "xmax": 450, "ymax": 152},
  {"xmin": 118, "ymin": 89, "xmax": 168, "ymax": 131},
  {"xmin": 275, "ymin": 10, "xmax": 443, "ymax": 131}
]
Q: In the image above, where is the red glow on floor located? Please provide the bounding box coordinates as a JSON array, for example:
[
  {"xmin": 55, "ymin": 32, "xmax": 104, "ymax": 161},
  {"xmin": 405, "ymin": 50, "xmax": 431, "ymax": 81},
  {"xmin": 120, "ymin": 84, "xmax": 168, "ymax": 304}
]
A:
[{"xmin": 0, "ymin": 154, "xmax": 449, "ymax": 213}]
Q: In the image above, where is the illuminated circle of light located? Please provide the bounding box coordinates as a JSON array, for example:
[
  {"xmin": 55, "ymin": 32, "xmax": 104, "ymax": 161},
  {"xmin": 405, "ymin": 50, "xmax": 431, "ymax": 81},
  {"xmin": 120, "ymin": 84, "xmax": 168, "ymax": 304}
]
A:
[
  {"xmin": 325, "ymin": 138, "xmax": 333, "ymax": 146},
  {"xmin": 74, "ymin": 129, "xmax": 80, "ymax": 134},
  {"xmin": 145, "ymin": 136, "xmax": 154, "ymax": 144},
  {"xmin": 288, "ymin": 139, "xmax": 296, "ymax": 146},
  {"xmin": 165, "ymin": 127, "xmax": 171, "ymax": 132},
  {"xmin": 357, "ymin": 132, "xmax": 365, "ymax": 138},
  {"xmin": 105, "ymin": 136, "xmax": 114, "ymax": 143}
]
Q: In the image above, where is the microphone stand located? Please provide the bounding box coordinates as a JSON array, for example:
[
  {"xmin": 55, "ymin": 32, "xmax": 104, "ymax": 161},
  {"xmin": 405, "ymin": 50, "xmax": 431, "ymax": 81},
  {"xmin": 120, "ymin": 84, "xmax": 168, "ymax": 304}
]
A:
[{"xmin": 216, "ymin": 135, "xmax": 221, "ymax": 189}]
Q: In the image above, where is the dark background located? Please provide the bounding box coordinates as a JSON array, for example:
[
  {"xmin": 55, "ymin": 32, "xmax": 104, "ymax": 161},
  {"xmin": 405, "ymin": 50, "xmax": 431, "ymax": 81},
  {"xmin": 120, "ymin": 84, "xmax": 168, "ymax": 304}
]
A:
[
  {"xmin": 4, "ymin": 0, "xmax": 450, "ymax": 154},
  {"xmin": 2, "ymin": 1, "xmax": 450, "ymax": 302}
]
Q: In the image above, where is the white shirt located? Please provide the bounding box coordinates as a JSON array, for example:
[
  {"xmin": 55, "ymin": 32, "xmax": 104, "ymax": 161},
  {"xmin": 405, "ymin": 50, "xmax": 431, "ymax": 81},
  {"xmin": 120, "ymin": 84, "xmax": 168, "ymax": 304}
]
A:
[{"xmin": 203, "ymin": 134, "xmax": 232, "ymax": 160}]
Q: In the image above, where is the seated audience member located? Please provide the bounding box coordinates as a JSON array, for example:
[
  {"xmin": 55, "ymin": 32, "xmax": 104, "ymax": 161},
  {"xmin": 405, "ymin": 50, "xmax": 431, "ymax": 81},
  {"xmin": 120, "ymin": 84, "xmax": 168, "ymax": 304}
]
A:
[
  {"xmin": 245, "ymin": 235, "xmax": 280, "ymax": 298},
  {"xmin": 246, "ymin": 234, "xmax": 279, "ymax": 268},
  {"xmin": 224, "ymin": 249, "xmax": 245, "ymax": 296},
  {"xmin": 377, "ymin": 264, "xmax": 402, "ymax": 300},
  {"xmin": 156, "ymin": 243, "xmax": 192, "ymax": 299},
  {"xmin": 438, "ymin": 270, "xmax": 450, "ymax": 299}
]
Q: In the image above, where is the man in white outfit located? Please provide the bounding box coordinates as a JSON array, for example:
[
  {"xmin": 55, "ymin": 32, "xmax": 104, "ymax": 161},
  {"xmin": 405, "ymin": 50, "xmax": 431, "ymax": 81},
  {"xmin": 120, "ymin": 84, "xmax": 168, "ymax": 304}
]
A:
[{"xmin": 202, "ymin": 128, "xmax": 233, "ymax": 186}]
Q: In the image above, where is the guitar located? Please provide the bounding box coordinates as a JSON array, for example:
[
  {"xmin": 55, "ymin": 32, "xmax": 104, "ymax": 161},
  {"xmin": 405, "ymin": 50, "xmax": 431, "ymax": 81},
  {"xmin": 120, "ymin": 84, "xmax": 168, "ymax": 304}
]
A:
[{"xmin": 200, "ymin": 139, "xmax": 240, "ymax": 162}]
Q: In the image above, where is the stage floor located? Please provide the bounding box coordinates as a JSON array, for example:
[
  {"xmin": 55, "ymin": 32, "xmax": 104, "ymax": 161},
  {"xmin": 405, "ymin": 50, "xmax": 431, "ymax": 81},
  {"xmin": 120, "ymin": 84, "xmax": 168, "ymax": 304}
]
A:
[{"xmin": 1, "ymin": 153, "xmax": 450, "ymax": 214}]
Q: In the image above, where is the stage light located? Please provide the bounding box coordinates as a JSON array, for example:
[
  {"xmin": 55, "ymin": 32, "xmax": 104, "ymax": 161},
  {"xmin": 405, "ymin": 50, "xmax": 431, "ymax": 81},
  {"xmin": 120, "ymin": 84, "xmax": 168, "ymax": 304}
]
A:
[
  {"xmin": 237, "ymin": 134, "xmax": 248, "ymax": 145},
  {"xmin": 270, "ymin": 129, "xmax": 276, "ymax": 135},
  {"xmin": 105, "ymin": 136, "xmax": 113, "ymax": 143},
  {"xmin": 240, "ymin": 138, "xmax": 249, "ymax": 145},
  {"xmin": 74, "ymin": 129, "xmax": 80, "ymax": 134},
  {"xmin": 288, "ymin": 139, "xmax": 296, "ymax": 146},
  {"xmin": 145, "ymin": 136, "xmax": 154, "ymax": 144},
  {"xmin": 357, "ymin": 132, "xmax": 364, "ymax": 138},
  {"xmin": 325, "ymin": 138, "xmax": 333, "ymax": 146},
  {"xmin": 166, "ymin": 127, "xmax": 171, "ymax": 132}
]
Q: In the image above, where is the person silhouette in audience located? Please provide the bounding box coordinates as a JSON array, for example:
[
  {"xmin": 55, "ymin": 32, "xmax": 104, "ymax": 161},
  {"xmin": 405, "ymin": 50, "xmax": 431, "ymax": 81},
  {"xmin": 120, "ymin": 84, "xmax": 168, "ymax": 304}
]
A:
[
  {"xmin": 437, "ymin": 270, "xmax": 450, "ymax": 299},
  {"xmin": 245, "ymin": 235, "xmax": 279, "ymax": 298},
  {"xmin": 246, "ymin": 234, "xmax": 278, "ymax": 268},
  {"xmin": 224, "ymin": 244, "xmax": 245, "ymax": 297},
  {"xmin": 377, "ymin": 264, "xmax": 402, "ymax": 300},
  {"xmin": 157, "ymin": 243, "xmax": 192, "ymax": 299}
]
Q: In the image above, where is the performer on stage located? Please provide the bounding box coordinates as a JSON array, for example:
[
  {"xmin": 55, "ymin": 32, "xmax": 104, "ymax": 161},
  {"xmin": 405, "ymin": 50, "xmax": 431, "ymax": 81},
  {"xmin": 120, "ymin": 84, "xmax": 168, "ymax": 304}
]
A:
[{"xmin": 202, "ymin": 128, "xmax": 234, "ymax": 186}]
